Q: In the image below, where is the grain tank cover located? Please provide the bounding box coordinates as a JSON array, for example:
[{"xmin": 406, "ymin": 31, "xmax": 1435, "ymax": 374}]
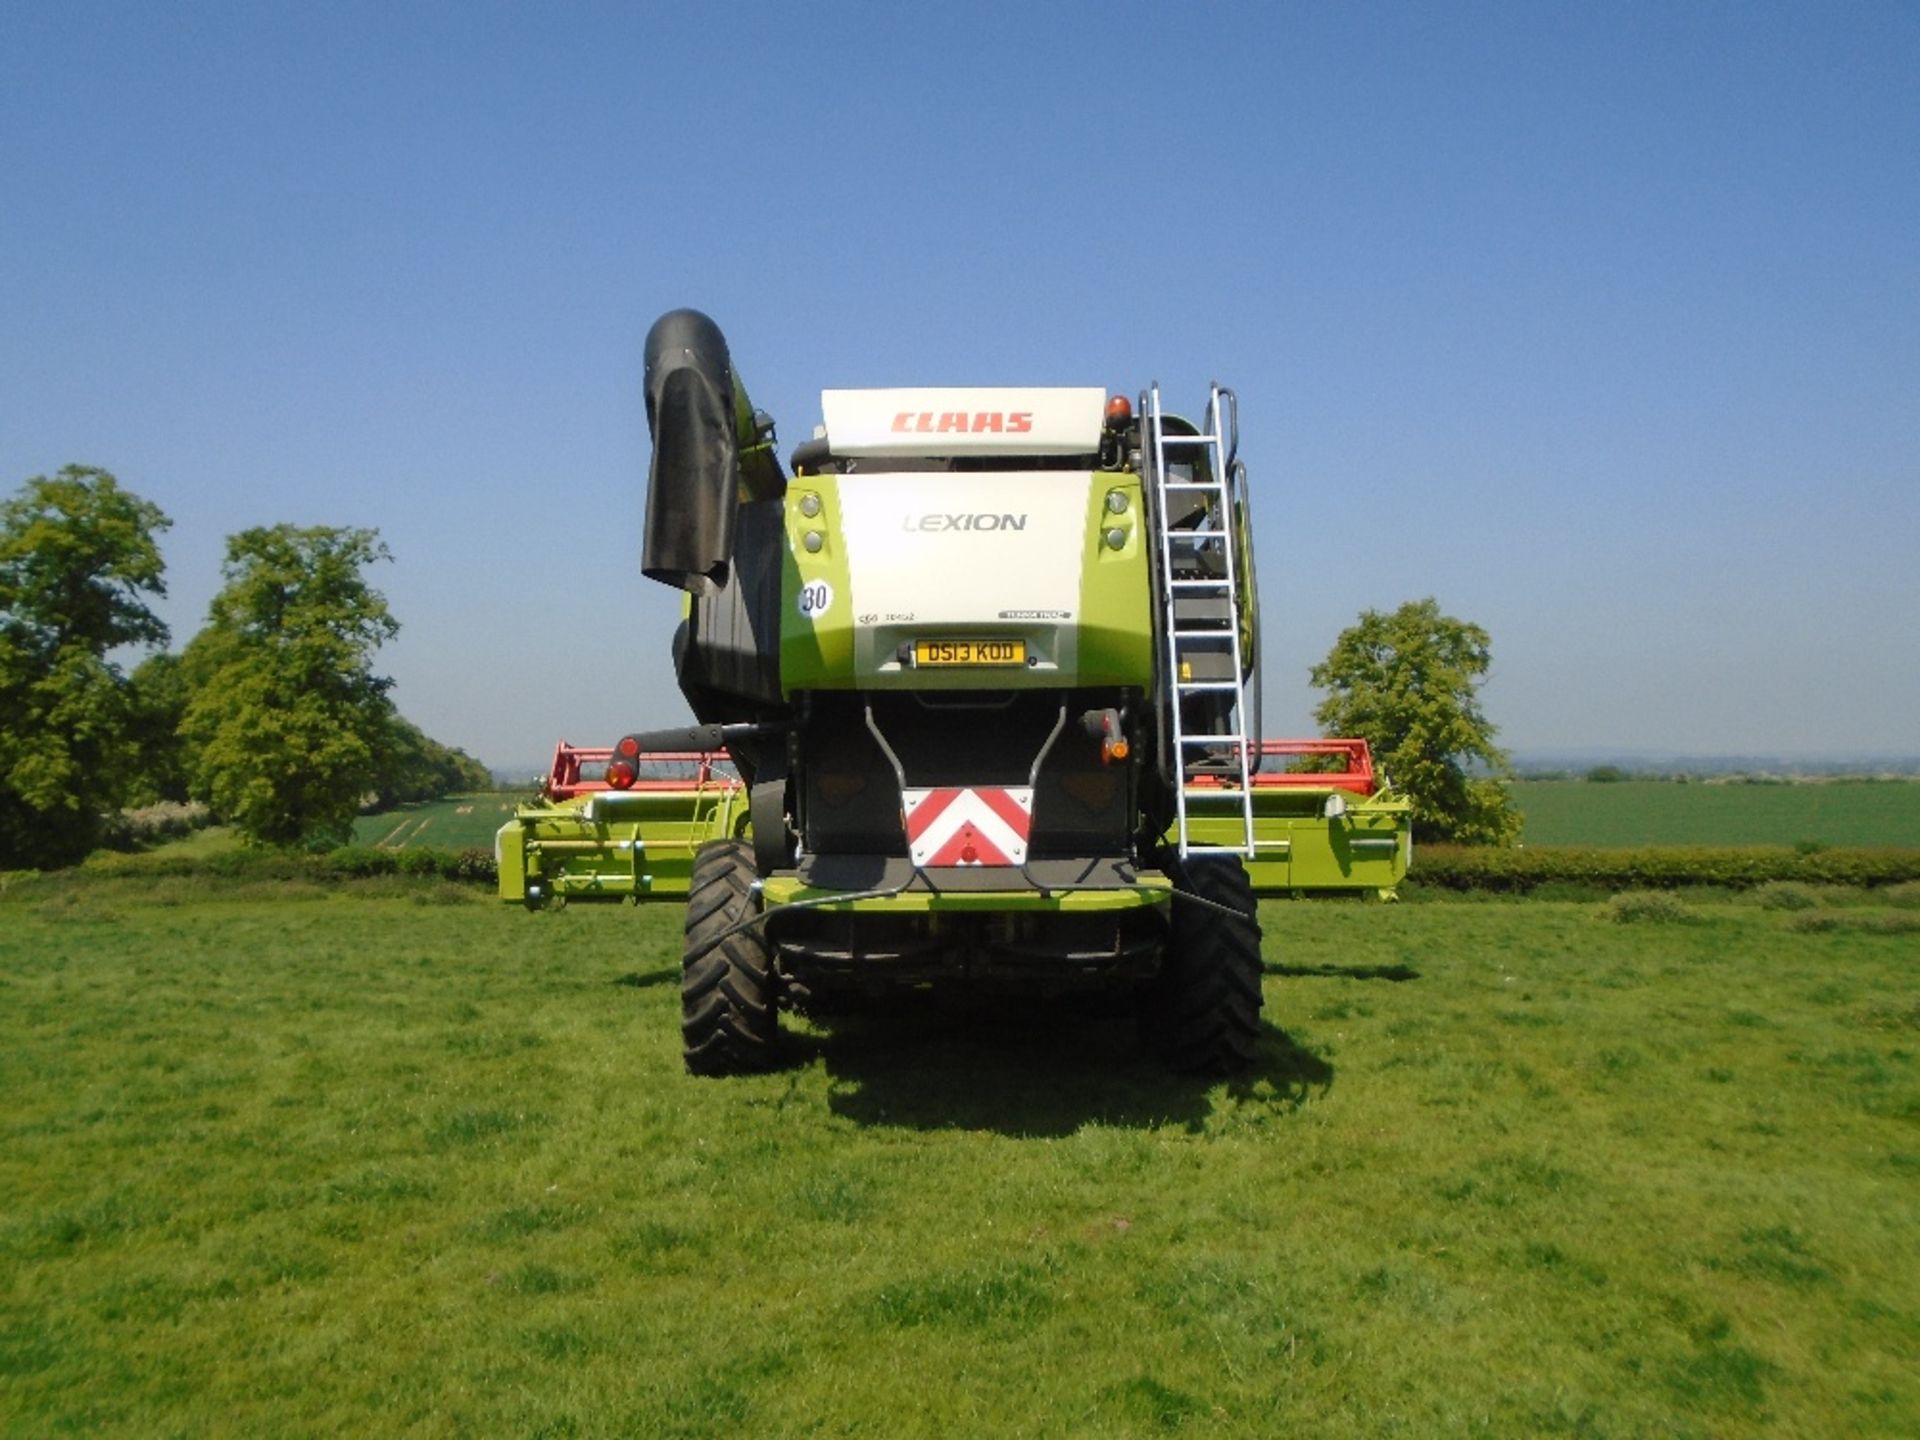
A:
[{"xmin": 821, "ymin": 387, "xmax": 1107, "ymax": 458}]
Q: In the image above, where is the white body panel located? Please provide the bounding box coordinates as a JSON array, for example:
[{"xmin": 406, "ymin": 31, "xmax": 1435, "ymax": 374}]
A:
[
  {"xmin": 836, "ymin": 471, "xmax": 1092, "ymax": 676},
  {"xmin": 822, "ymin": 387, "xmax": 1106, "ymax": 456}
]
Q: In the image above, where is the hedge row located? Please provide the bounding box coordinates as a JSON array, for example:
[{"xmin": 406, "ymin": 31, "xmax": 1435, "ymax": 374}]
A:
[
  {"xmin": 1407, "ymin": 844, "xmax": 1920, "ymax": 894},
  {"xmin": 78, "ymin": 844, "xmax": 499, "ymax": 885},
  {"xmin": 71, "ymin": 840, "xmax": 1920, "ymax": 897},
  {"xmin": 323, "ymin": 846, "xmax": 497, "ymax": 883}
]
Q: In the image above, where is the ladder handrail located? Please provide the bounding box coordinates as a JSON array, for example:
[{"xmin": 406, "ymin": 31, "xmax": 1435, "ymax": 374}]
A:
[{"xmin": 1143, "ymin": 383, "xmax": 1255, "ymax": 859}]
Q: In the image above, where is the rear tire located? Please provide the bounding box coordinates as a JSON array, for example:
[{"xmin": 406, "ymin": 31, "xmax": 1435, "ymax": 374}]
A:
[
  {"xmin": 1140, "ymin": 850, "xmax": 1263, "ymax": 1074},
  {"xmin": 682, "ymin": 839, "xmax": 780, "ymax": 1075}
]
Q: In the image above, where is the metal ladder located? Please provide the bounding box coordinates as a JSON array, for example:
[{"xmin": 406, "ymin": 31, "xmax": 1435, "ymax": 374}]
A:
[{"xmin": 1143, "ymin": 383, "xmax": 1255, "ymax": 859}]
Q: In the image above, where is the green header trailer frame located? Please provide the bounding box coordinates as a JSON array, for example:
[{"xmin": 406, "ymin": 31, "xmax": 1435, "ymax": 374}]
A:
[{"xmin": 498, "ymin": 738, "xmax": 1407, "ymax": 908}]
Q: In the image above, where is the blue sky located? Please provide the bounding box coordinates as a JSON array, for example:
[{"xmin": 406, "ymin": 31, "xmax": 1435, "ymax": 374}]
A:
[{"xmin": 3, "ymin": 2, "xmax": 1915, "ymax": 766}]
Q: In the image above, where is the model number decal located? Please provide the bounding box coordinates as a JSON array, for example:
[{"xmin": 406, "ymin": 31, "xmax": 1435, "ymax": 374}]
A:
[
  {"xmin": 901, "ymin": 513, "xmax": 1029, "ymax": 532},
  {"xmin": 797, "ymin": 579, "xmax": 833, "ymax": 620}
]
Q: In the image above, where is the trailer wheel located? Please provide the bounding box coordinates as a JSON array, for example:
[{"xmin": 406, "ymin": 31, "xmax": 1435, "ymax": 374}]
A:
[
  {"xmin": 682, "ymin": 839, "xmax": 780, "ymax": 1075},
  {"xmin": 1141, "ymin": 850, "xmax": 1263, "ymax": 1075}
]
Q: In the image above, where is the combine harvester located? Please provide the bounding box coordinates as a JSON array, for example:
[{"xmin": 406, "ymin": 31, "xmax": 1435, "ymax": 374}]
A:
[{"xmin": 499, "ymin": 310, "xmax": 1409, "ymax": 1074}]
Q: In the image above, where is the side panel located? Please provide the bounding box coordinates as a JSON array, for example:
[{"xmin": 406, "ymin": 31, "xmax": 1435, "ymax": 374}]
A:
[
  {"xmin": 1076, "ymin": 472, "xmax": 1154, "ymax": 687},
  {"xmin": 495, "ymin": 817, "xmax": 528, "ymax": 897},
  {"xmin": 676, "ymin": 497, "xmax": 785, "ymax": 713},
  {"xmin": 1178, "ymin": 789, "xmax": 1412, "ymax": 897},
  {"xmin": 497, "ymin": 787, "xmax": 746, "ymax": 905},
  {"xmin": 779, "ymin": 477, "xmax": 856, "ymax": 690}
]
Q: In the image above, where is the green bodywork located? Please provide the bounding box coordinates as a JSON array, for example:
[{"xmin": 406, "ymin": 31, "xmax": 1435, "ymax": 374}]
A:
[
  {"xmin": 1184, "ymin": 786, "xmax": 1411, "ymax": 899},
  {"xmin": 498, "ymin": 783, "xmax": 747, "ymax": 905},
  {"xmin": 758, "ymin": 873, "xmax": 1173, "ymax": 914},
  {"xmin": 498, "ymin": 779, "xmax": 1408, "ymax": 908},
  {"xmin": 499, "ymin": 395, "xmax": 1413, "ymax": 909},
  {"xmin": 777, "ymin": 478, "xmax": 853, "ymax": 690},
  {"xmin": 778, "ymin": 471, "xmax": 1152, "ymax": 693}
]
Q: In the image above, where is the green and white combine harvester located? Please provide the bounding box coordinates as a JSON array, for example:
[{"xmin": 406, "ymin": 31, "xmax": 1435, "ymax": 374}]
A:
[{"xmin": 498, "ymin": 309, "xmax": 1410, "ymax": 1075}]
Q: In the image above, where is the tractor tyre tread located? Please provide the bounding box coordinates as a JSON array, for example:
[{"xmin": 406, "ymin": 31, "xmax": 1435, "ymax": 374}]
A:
[
  {"xmin": 681, "ymin": 840, "xmax": 779, "ymax": 1075},
  {"xmin": 1141, "ymin": 850, "xmax": 1263, "ymax": 1075}
]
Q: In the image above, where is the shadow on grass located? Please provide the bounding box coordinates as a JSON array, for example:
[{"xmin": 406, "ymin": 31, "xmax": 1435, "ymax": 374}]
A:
[
  {"xmin": 1265, "ymin": 961, "xmax": 1420, "ymax": 982},
  {"xmin": 612, "ymin": 968, "xmax": 678, "ymax": 990},
  {"xmin": 796, "ymin": 1000, "xmax": 1333, "ymax": 1136}
]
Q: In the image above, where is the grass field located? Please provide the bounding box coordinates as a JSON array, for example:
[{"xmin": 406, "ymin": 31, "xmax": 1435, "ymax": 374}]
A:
[
  {"xmin": 351, "ymin": 794, "xmax": 521, "ymax": 851},
  {"xmin": 349, "ymin": 781, "xmax": 1920, "ymax": 858},
  {"xmin": 1515, "ymin": 778, "xmax": 1920, "ymax": 848},
  {"xmin": 3, "ymin": 876, "xmax": 1917, "ymax": 1436}
]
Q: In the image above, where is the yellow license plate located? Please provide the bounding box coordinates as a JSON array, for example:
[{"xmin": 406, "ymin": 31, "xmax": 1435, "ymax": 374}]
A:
[{"xmin": 914, "ymin": 638, "xmax": 1028, "ymax": 668}]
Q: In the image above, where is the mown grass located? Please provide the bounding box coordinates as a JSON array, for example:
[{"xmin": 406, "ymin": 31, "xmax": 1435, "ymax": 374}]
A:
[
  {"xmin": 2, "ymin": 881, "xmax": 1916, "ymax": 1436},
  {"xmin": 1514, "ymin": 777, "xmax": 1920, "ymax": 848}
]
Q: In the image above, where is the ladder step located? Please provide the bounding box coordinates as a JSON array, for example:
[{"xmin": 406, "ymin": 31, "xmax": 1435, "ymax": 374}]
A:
[
  {"xmin": 1173, "ymin": 649, "xmax": 1234, "ymax": 663},
  {"xmin": 1168, "ymin": 578, "xmax": 1229, "ymax": 590},
  {"xmin": 1157, "ymin": 434, "xmax": 1220, "ymax": 447},
  {"xmin": 1176, "ymin": 651, "xmax": 1236, "ymax": 679},
  {"xmin": 1176, "ymin": 680, "xmax": 1240, "ymax": 692},
  {"xmin": 1172, "ymin": 628, "xmax": 1232, "ymax": 639},
  {"xmin": 1160, "ymin": 481, "xmax": 1225, "ymax": 492},
  {"xmin": 1172, "ymin": 595, "xmax": 1232, "ymax": 621},
  {"xmin": 1179, "ymin": 734, "xmax": 1245, "ymax": 745}
]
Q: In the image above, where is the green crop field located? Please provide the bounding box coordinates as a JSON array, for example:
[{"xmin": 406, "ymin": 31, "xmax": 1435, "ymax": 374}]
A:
[
  {"xmin": 1515, "ymin": 778, "xmax": 1920, "ymax": 848},
  {"xmin": 352, "ymin": 794, "xmax": 522, "ymax": 851},
  {"xmin": 3, "ymin": 876, "xmax": 1916, "ymax": 1437}
]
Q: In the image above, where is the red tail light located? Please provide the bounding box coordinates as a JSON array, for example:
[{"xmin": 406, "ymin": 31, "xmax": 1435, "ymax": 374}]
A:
[
  {"xmin": 606, "ymin": 760, "xmax": 637, "ymax": 789},
  {"xmin": 616, "ymin": 736, "xmax": 640, "ymax": 758}
]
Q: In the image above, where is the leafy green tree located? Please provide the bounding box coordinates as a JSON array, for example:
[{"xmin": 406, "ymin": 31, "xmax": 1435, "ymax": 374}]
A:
[
  {"xmin": 373, "ymin": 714, "xmax": 493, "ymax": 808},
  {"xmin": 0, "ymin": 466, "xmax": 171, "ymax": 866},
  {"xmin": 1310, "ymin": 597, "xmax": 1521, "ymax": 845},
  {"xmin": 123, "ymin": 651, "xmax": 194, "ymax": 805},
  {"xmin": 182, "ymin": 525, "xmax": 398, "ymax": 848}
]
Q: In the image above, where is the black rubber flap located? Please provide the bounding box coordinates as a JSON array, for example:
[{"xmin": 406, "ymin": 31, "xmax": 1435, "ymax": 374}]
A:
[{"xmin": 642, "ymin": 308, "xmax": 739, "ymax": 594}]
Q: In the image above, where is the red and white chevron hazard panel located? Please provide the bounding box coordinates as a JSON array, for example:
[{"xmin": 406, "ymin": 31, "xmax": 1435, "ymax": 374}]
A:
[{"xmin": 903, "ymin": 786, "xmax": 1034, "ymax": 867}]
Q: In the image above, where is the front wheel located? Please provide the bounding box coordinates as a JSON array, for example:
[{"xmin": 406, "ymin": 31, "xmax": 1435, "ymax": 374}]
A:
[
  {"xmin": 681, "ymin": 839, "xmax": 780, "ymax": 1075},
  {"xmin": 1139, "ymin": 850, "xmax": 1263, "ymax": 1074}
]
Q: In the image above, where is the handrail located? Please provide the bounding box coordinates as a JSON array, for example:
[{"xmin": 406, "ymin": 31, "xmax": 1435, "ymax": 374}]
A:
[
  {"xmin": 1173, "ymin": 738, "xmax": 1380, "ymax": 796},
  {"xmin": 545, "ymin": 741, "xmax": 741, "ymax": 801}
]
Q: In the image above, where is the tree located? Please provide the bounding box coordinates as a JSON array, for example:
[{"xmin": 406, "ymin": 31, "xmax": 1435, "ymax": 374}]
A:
[
  {"xmin": 0, "ymin": 467, "xmax": 171, "ymax": 866},
  {"xmin": 182, "ymin": 525, "xmax": 398, "ymax": 848},
  {"xmin": 1309, "ymin": 597, "xmax": 1521, "ymax": 845},
  {"xmin": 124, "ymin": 651, "xmax": 194, "ymax": 805},
  {"xmin": 373, "ymin": 713, "xmax": 493, "ymax": 808}
]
